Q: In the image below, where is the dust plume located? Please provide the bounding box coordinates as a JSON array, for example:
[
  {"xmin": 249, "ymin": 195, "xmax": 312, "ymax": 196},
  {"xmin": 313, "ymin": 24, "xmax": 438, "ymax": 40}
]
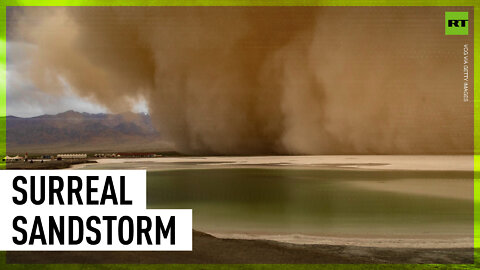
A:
[{"xmin": 8, "ymin": 7, "xmax": 473, "ymax": 154}]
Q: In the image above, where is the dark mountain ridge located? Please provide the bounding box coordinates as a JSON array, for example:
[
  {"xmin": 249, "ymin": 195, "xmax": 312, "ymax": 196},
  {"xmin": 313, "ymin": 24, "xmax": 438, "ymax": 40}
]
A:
[{"xmin": 6, "ymin": 111, "xmax": 170, "ymax": 154}]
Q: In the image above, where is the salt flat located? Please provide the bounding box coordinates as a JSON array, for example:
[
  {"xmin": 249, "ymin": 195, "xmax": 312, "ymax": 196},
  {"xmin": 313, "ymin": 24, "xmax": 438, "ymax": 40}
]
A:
[{"xmin": 82, "ymin": 155, "xmax": 474, "ymax": 171}]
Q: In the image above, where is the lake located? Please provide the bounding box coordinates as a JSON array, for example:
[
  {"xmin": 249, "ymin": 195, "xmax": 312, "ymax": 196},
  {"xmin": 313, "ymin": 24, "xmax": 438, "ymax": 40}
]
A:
[{"xmin": 77, "ymin": 155, "xmax": 473, "ymax": 247}]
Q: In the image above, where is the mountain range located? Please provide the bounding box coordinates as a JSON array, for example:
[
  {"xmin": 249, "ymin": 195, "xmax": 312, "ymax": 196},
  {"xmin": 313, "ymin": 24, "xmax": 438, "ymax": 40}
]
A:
[{"xmin": 6, "ymin": 111, "xmax": 171, "ymax": 154}]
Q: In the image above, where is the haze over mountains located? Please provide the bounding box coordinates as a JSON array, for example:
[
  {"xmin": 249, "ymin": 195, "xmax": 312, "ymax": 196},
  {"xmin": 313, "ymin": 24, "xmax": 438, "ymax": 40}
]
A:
[{"xmin": 6, "ymin": 110, "xmax": 171, "ymax": 154}]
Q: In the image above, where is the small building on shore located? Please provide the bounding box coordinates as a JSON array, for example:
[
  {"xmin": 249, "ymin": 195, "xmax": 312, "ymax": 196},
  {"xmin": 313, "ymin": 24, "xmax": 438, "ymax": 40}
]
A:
[
  {"xmin": 3, "ymin": 155, "xmax": 24, "ymax": 162},
  {"xmin": 56, "ymin": 153, "xmax": 87, "ymax": 160},
  {"xmin": 116, "ymin": 152, "xmax": 157, "ymax": 158},
  {"xmin": 93, "ymin": 153, "xmax": 117, "ymax": 158}
]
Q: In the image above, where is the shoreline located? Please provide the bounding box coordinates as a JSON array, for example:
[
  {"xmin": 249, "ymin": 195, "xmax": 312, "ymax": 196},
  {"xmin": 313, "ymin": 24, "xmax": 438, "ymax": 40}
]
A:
[
  {"xmin": 75, "ymin": 155, "xmax": 474, "ymax": 171},
  {"xmin": 6, "ymin": 159, "xmax": 97, "ymax": 170},
  {"xmin": 7, "ymin": 230, "xmax": 474, "ymax": 264},
  {"xmin": 209, "ymin": 232, "xmax": 473, "ymax": 249}
]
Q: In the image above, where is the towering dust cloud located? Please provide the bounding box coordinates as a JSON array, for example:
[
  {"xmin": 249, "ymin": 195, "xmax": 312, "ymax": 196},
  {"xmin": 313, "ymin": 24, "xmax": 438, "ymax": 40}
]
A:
[{"xmin": 8, "ymin": 7, "xmax": 473, "ymax": 154}]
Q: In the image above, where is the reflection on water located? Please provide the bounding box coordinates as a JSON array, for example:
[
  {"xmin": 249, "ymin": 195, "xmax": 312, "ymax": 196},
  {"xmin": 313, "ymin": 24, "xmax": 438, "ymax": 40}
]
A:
[{"xmin": 146, "ymin": 168, "xmax": 472, "ymax": 237}]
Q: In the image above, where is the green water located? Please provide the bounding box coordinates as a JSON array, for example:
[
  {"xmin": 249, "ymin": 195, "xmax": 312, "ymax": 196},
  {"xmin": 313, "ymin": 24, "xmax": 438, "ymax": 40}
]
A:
[{"xmin": 146, "ymin": 168, "xmax": 472, "ymax": 236}]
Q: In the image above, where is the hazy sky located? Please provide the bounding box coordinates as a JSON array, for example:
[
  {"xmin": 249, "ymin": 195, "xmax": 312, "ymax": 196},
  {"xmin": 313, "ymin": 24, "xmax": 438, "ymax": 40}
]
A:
[{"xmin": 7, "ymin": 40, "xmax": 148, "ymax": 117}]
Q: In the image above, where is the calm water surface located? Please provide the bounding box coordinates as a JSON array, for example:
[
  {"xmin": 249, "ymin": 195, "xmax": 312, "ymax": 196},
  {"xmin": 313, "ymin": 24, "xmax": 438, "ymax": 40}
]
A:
[
  {"xmin": 80, "ymin": 161, "xmax": 472, "ymax": 237},
  {"xmin": 145, "ymin": 168, "xmax": 472, "ymax": 236}
]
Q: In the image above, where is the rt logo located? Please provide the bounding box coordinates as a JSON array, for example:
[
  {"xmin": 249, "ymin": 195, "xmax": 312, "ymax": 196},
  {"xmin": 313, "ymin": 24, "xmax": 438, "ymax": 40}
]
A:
[
  {"xmin": 445, "ymin": 12, "xmax": 469, "ymax": 35},
  {"xmin": 448, "ymin": 19, "xmax": 467, "ymax": 27}
]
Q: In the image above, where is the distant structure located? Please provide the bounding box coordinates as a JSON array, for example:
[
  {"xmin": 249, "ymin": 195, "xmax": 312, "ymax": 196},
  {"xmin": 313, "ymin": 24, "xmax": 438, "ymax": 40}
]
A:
[
  {"xmin": 3, "ymin": 155, "xmax": 24, "ymax": 162},
  {"xmin": 116, "ymin": 153, "xmax": 157, "ymax": 158},
  {"xmin": 56, "ymin": 154, "xmax": 87, "ymax": 160},
  {"xmin": 93, "ymin": 153, "xmax": 117, "ymax": 158},
  {"xmin": 92, "ymin": 153, "xmax": 160, "ymax": 158}
]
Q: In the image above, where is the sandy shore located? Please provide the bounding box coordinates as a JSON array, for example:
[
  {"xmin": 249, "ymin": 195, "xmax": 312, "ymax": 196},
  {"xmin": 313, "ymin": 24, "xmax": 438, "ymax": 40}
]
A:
[
  {"xmin": 7, "ymin": 231, "xmax": 474, "ymax": 264},
  {"xmin": 210, "ymin": 232, "xmax": 473, "ymax": 249},
  {"xmin": 7, "ymin": 159, "xmax": 96, "ymax": 170},
  {"xmin": 74, "ymin": 155, "xmax": 473, "ymax": 171}
]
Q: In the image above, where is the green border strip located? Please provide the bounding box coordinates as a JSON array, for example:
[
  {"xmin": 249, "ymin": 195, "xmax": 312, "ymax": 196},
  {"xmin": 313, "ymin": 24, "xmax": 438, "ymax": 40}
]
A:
[
  {"xmin": 0, "ymin": 0, "xmax": 5, "ymax": 171},
  {"xmin": 0, "ymin": 0, "xmax": 478, "ymax": 269}
]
